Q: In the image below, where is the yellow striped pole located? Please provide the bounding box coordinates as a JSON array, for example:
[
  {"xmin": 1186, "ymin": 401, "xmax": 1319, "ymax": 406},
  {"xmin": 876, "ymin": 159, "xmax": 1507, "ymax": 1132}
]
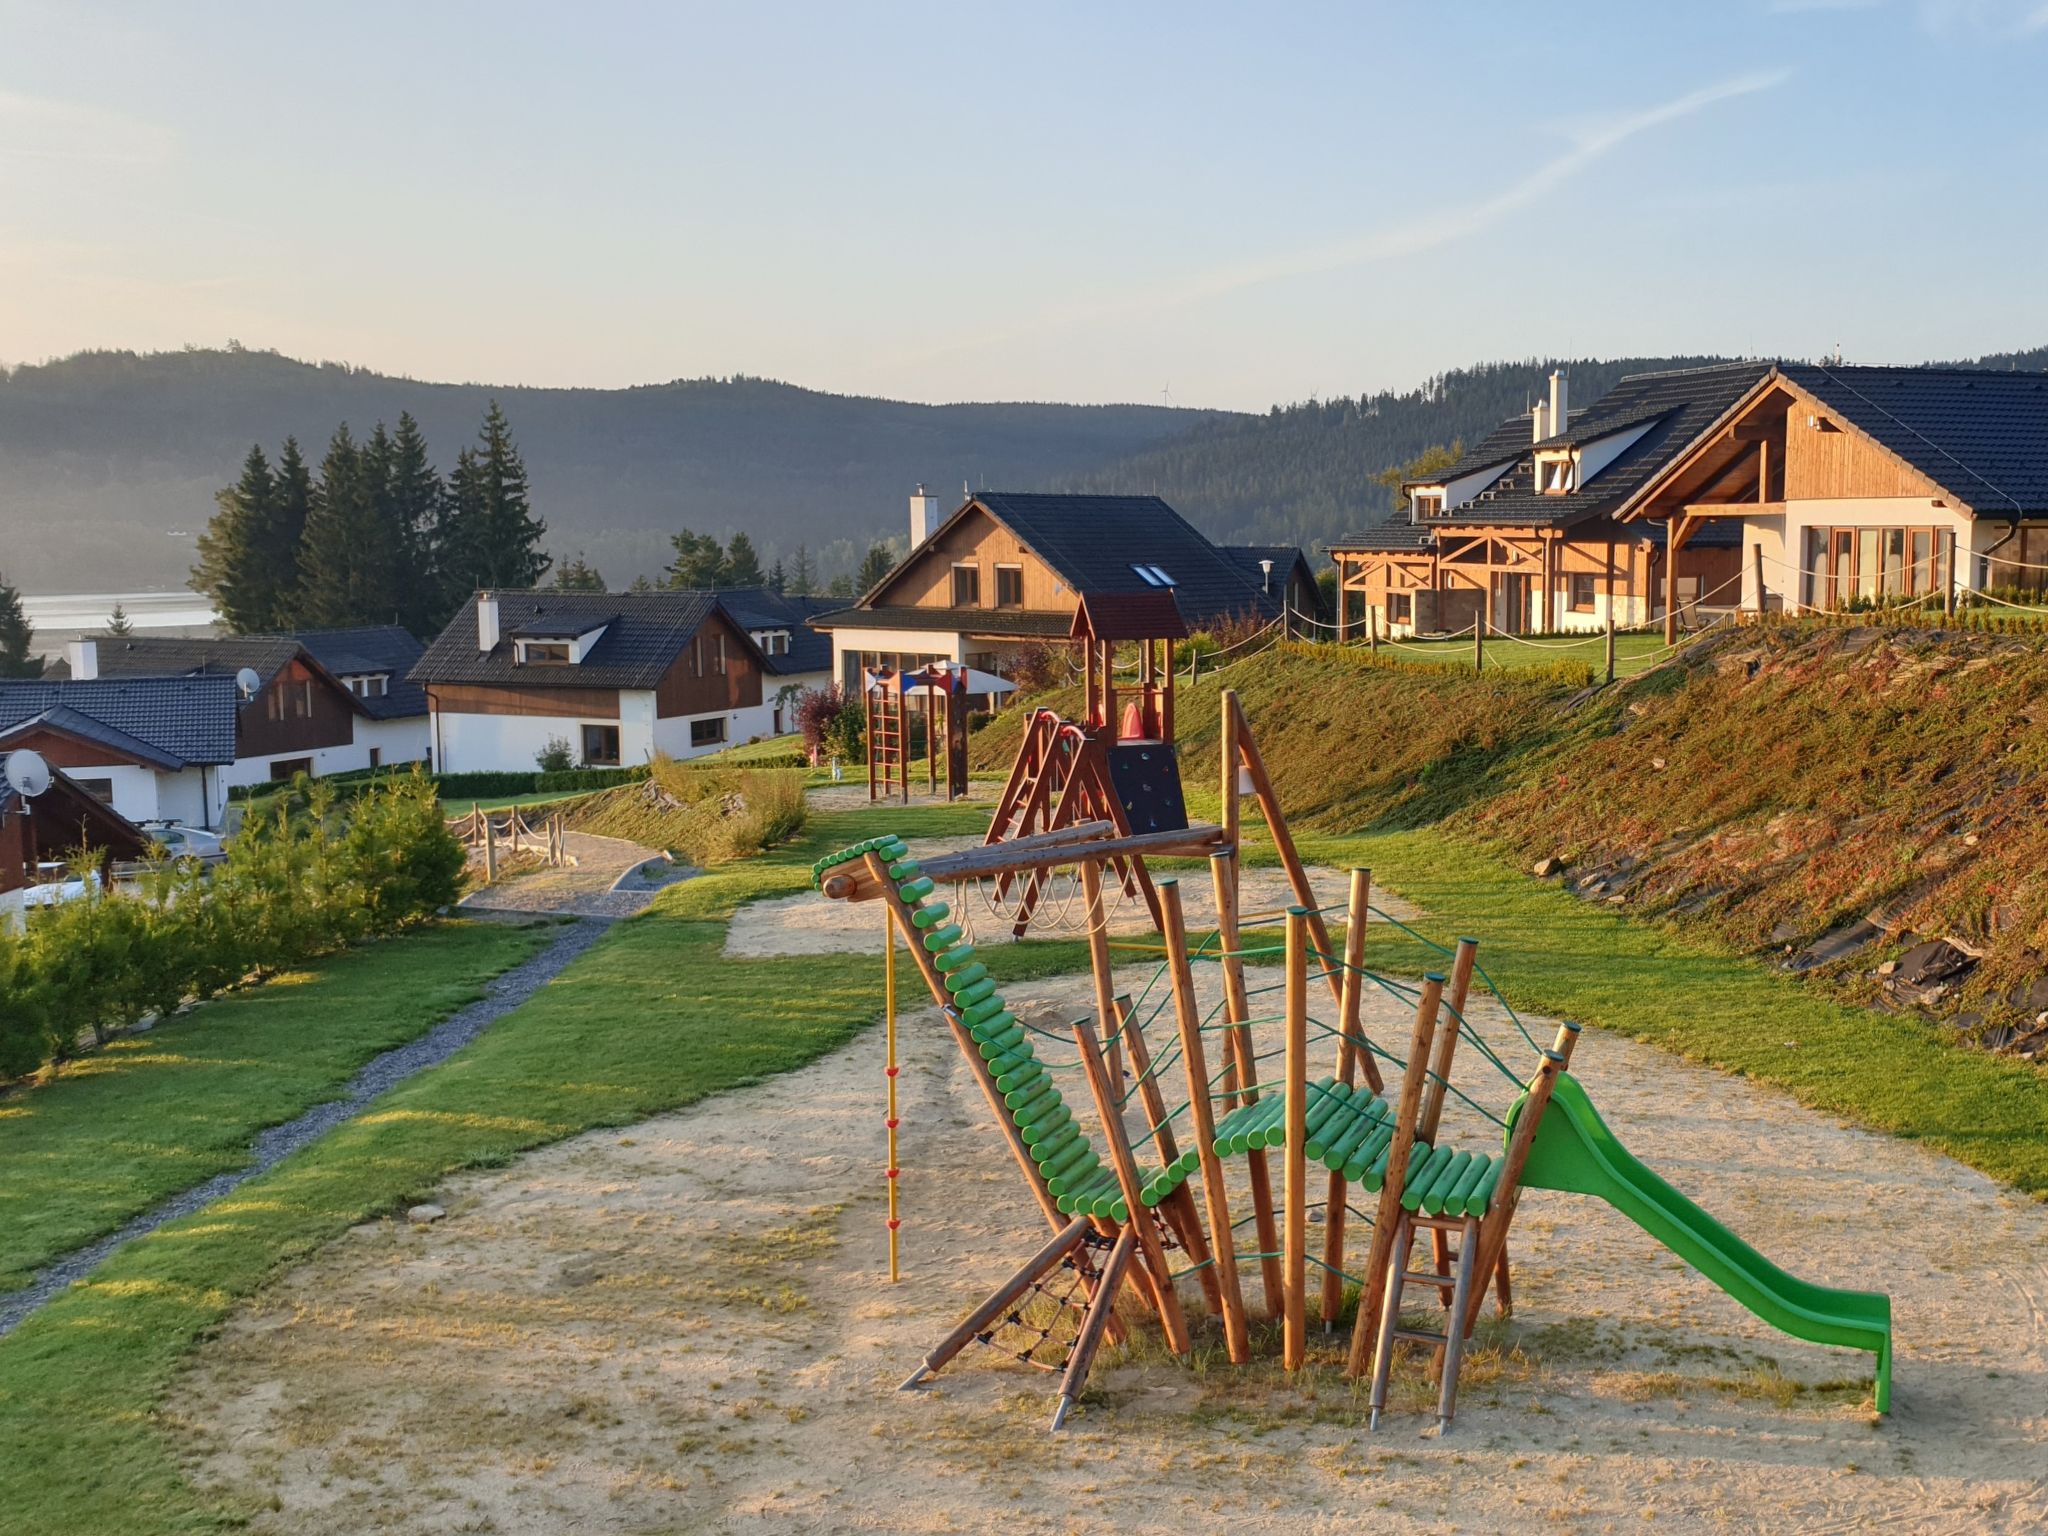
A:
[{"xmin": 885, "ymin": 906, "xmax": 901, "ymax": 1282}]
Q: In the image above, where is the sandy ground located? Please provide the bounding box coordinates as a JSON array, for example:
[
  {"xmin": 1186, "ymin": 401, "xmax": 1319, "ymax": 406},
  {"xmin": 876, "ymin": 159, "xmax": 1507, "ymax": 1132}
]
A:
[
  {"xmin": 727, "ymin": 841, "xmax": 1423, "ymax": 958},
  {"xmin": 173, "ymin": 946, "xmax": 2048, "ymax": 1535}
]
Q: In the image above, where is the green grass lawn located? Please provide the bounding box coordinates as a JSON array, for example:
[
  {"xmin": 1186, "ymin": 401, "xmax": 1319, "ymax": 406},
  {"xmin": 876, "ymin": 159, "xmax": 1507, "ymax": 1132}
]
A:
[
  {"xmin": 445, "ymin": 787, "xmax": 603, "ymax": 813},
  {"xmin": 0, "ymin": 803, "xmax": 983, "ymax": 1536},
  {"xmin": 1367, "ymin": 628, "xmax": 1675, "ymax": 676},
  {"xmin": 0, "ymin": 919, "xmax": 548, "ymax": 1292}
]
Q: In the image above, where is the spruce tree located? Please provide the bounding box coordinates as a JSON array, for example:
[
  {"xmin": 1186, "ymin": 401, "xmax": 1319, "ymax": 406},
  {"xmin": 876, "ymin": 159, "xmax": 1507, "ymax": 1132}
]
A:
[
  {"xmin": 106, "ymin": 603, "xmax": 134, "ymax": 636},
  {"xmin": 790, "ymin": 543, "xmax": 814, "ymax": 597},
  {"xmin": 664, "ymin": 528, "xmax": 729, "ymax": 589},
  {"xmin": 725, "ymin": 532, "xmax": 764, "ymax": 587},
  {"xmin": 356, "ymin": 421, "xmax": 410, "ymax": 624},
  {"xmin": 0, "ymin": 574, "xmax": 42, "ymax": 678},
  {"xmin": 766, "ymin": 558, "xmax": 786, "ymax": 595},
  {"xmin": 265, "ymin": 437, "xmax": 315, "ymax": 626},
  {"xmin": 856, "ymin": 542, "xmax": 894, "ymax": 593},
  {"xmin": 299, "ymin": 424, "xmax": 379, "ymax": 626},
  {"xmin": 443, "ymin": 401, "xmax": 547, "ymax": 592},
  {"xmin": 385, "ymin": 411, "xmax": 445, "ymax": 631},
  {"xmin": 191, "ymin": 444, "xmax": 279, "ymax": 633},
  {"xmin": 551, "ymin": 553, "xmax": 606, "ymax": 591}
]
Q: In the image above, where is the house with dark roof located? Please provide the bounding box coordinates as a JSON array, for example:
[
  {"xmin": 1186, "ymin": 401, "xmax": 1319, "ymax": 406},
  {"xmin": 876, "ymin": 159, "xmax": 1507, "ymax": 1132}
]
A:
[
  {"xmin": 411, "ymin": 590, "xmax": 770, "ymax": 772},
  {"xmin": 1615, "ymin": 363, "xmax": 2048, "ymax": 637},
  {"xmin": 712, "ymin": 589, "xmax": 838, "ymax": 732},
  {"xmin": 1329, "ymin": 365, "xmax": 1766, "ymax": 638},
  {"xmin": 811, "ymin": 489, "xmax": 1303, "ymax": 696},
  {"xmin": 0, "ymin": 675, "xmax": 242, "ymax": 828},
  {"xmin": 64, "ymin": 627, "xmax": 424, "ymax": 789},
  {"xmin": 2, "ymin": 762, "xmax": 152, "ymax": 897}
]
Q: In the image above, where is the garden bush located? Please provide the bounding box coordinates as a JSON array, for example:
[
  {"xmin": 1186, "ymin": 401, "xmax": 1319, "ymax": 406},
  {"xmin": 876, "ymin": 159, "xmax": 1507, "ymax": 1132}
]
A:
[{"xmin": 0, "ymin": 774, "xmax": 466, "ymax": 1082}]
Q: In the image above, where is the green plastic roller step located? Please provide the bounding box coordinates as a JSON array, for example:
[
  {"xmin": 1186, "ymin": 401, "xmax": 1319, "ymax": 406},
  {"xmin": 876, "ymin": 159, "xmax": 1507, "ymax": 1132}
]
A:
[
  {"xmin": 897, "ymin": 877, "xmax": 935, "ymax": 902},
  {"xmin": 922, "ymin": 924, "xmax": 964, "ymax": 952},
  {"xmin": 887, "ymin": 860, "xmax": 920, "ymax": 881},
  {"xmin": 1036, "ymin": 1135, "xmax": 1090, "ymax": 1179},
  {"xmin": 952, "ymin": 978, "xmax": 998, "ymax": 1010},
  {"xmin": 985, "ymin": 1046, "xmax": 1033, "ymax": 1079},
  {"xmin": 970, "ymin": 1012, "xmax": 1018, "ymax": 1043},
  {"xmin": 1317, "ymin": 1099, "xmax": 1388, "ymax": 1168},
  {"xmin": 1410, "ymin": 1149, "xmax": 1473, "ymax": 1214},
  {"xmin": 943, "ymin": 964, "xmax": 990, "ymax": 995},
  {"xmin": 975, "ymin": 1025, "xmax": 1025, "ymax": 1059},
  {"xmin": 995, "ymin": 1062, "xmax": 1043, "ymax": 1096},
  {"xmin": 1021, "ymin": 1107, "xmax": 1073, "ymax": 1147},
  {"xmin": 960, "ymin": 995, "xmax": 1008, "ymax": 1028},
  {"xmin": 1444, "ymin": 1153, "xmax": 1494, "ymax": 1215},
  {"xmin": 1218, "ymin": 1095, "xmax": 1286, "ymax": 1156},
  {"xmin": 1016, "ymin": 1095, "xmax": 1071, "ymax": 1135},
  {"xmin": 1463, "ymin": 1157, "xmax": 1506, "ymax": 1217},
  {"xmin": 1007, "ymin": 1081, "xmax": 1060, "ymax": 1122},
  {"xmin": 1046, "ymin": 1156, "xmax": 1102, "ymax": 1198},
  {"xmin": 934, "ymin": 945, "xmax": 978, "ymax": 975},
  {"xmin": 1343, "ymin": 1123, "xmax": 1397, "ymax": 1185},
  {"xmin": 911, "ymin": 902, "xmax": 949, "ymax": 929}
]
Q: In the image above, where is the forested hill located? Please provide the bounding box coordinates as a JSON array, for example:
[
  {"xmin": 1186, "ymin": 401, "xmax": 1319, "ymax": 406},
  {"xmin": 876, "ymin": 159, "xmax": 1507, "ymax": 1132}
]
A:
[
  {"xmin": 1064, "ymin": 356, "xmax": 1733, "ymax": 550},
  {"xmin": 0, "ymin": 348, "xmax": 1225, "ymax": 592}
]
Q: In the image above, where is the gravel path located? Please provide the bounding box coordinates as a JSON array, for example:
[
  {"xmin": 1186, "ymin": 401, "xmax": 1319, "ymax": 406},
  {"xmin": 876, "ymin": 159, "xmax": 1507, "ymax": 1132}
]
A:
[
  {"xmin": 0, "ymin": 916, "xmax": 611, "ymax": 1340},
  {"xmin": 460, "ymin": 831, "xmax": 695, "ymax": 919}
]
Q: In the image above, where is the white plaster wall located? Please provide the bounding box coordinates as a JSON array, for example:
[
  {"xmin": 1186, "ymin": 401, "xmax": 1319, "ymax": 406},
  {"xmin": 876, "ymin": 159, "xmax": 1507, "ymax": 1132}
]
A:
[
  {"xmin": 435, "ymin": 709, "xmax": 650, "ymax": 774},
  {"xmin": 1740, "ymin": 516, "xmax": 1789, "ymax": 613},
  {"xmin": 830, "ymin": 629, "xmax": 968, "ymax": 696},
  {"xmin": 357, "ymin": 715, "xmax": 430, "ymax": 767},
  {"xmin": 66, "ymin": 761, "xmax": 165, "ymax": 824},
  {"xmin": 154, "ymin": 768, "xmax": 215, "ymax": 828},
  {"xmin": 619, "ymin": 691, "xmax": 657, "ymax": 764},
  {"xmin": 218, "ymin": 741, "xmax": 377, "ymax": 793},
  {"xmin": 1777, "ymin": 497, "xmax": 1970, "ymax": 612}
]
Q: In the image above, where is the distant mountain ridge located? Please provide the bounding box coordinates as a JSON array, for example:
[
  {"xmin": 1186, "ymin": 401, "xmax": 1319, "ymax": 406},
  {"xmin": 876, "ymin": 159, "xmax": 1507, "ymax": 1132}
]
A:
[{"xmin": 4, "ymin": 342, "xmax": 2043, "ymax": 594}]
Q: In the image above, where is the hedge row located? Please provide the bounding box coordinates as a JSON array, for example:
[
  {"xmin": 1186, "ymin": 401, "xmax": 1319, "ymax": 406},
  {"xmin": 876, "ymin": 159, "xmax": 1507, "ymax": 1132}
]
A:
[
  {"xmin": 0, "ymin": 776, "xmax": 467, "ymax": 1081},
  {"xmin": 229, "ymin": 763, "xmax": 651, "ymax": 805}
]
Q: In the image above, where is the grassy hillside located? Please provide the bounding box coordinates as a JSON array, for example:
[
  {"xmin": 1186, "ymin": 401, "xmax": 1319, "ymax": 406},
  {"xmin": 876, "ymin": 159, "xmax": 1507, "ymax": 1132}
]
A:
[{"xmin": 974, "ymin": 624, "xmax": 2048, "ymax": 1037}]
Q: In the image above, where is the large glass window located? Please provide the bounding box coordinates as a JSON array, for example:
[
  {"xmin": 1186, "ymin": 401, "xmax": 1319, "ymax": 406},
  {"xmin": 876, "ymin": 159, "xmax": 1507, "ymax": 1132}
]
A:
[
  {"xmin": 952, "ymin": 564, "xmax": 981, "ymax": 606},
  {"xmin": 582, "ymin": 724, "xmax": 621, "ymax": 766},
  {"xmin": 1805, "ymin": 525, "xmax": 1953, "ymax": 608}
]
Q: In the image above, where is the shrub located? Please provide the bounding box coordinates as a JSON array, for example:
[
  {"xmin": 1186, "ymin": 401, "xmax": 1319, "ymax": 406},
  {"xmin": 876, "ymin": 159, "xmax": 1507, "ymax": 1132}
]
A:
[
  {"xmin": 535, "ymin": 735, "xmax": 576, "ymax": 772},
  {"xmin": 994, "ymin": 640, "xmax": 1068, "ymax": 695},
  {"xmin": 794, "ymin": 685, "xmax": 846, "ymax": 759},
  {"xmin": 0, "ymin": 773, "xmax": 466, "ymax": 1083}
]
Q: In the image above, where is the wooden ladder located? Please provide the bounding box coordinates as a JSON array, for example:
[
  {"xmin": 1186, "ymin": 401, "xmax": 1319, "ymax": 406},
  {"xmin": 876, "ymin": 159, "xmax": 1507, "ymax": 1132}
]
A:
[{"xmin": 1366, "ymin": 1209, "xmax": 1483, "ymax": 1435}]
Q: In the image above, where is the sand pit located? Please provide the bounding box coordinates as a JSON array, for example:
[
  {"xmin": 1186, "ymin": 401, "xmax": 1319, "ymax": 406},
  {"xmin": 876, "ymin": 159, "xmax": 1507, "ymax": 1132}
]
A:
[
  {"xmin": 173, "ymin": 954, "xmax": 2048, "ymax": 1534},
  {"xmin": 725, "ymin": 849, "xmax": 1424, "ymax": 958}
]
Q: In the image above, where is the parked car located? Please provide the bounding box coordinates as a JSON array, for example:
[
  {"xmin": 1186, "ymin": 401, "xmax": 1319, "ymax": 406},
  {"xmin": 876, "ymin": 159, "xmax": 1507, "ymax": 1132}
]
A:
[
  {"xmin": 21, "ymin": 865, "xmax": 101, "ymax": 908},
  {"xmin": 139, "ymin": 822, "xmax": 229, "ymax": 865}
]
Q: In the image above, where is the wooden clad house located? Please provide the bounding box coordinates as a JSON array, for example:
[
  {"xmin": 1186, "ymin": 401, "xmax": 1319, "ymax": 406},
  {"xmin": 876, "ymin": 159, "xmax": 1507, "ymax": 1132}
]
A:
[
  {"xmin": 0, "ymin": 675, "xmax": 242, "ymax": 829},
  {"xmin": 812, "ymin": 489, "xmax": 1302, "ymax": 696},
  {"xmin": 1330, "ymin": 365, "xmax": 1766, "ymax": 638},
  {"xmin": 1, "ymin": 764, "xmax": 151, "ymax": 895},
  {"xmin": 411, "ymin": 591, "xmax": 771, "ymax": 772},
  {"xmin": 1618, "ymin": 364, "xmax": 2048, "ymax": 635}
]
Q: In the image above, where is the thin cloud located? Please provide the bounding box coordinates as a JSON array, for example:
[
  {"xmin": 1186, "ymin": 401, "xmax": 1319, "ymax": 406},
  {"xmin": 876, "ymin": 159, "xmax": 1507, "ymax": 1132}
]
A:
[
  {"xmin": 890, "ymin": 68, "xmax": 1791, "ymax": 373},
  {"xmin": 0, "ymin": 87, "xmax": 172, "ymax": 167}
]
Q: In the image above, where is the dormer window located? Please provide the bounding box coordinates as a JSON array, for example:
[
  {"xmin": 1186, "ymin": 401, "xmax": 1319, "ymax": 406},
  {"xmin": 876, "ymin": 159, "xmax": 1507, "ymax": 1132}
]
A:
[
  {"xmin": 753, "ymin": 629, "xmax": 790, "ymax": 657},
  {"xmin": 1410, "ymin": 490, "xmax": 1446, "ymax": 521},
  {"xmin": 516, "ymin": 640, "xmax": 572, "ymax": 665},
  {"xmin": 343, "ymin": 673, "xmax": 389, "ymax": 698},
  {"xmin": 1537, "ymin": 453, "xmax": 1575, "ymax": 494}
]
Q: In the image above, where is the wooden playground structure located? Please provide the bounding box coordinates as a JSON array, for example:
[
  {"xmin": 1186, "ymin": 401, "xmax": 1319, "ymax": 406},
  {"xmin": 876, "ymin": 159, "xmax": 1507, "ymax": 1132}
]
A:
[
  {"xmin": 865, "ymin": 663, "xmax": 971, "ymax": 803},
  {"xmin": 814, "ymin": 655, "xmax": 1894, "ymax": 1433}
]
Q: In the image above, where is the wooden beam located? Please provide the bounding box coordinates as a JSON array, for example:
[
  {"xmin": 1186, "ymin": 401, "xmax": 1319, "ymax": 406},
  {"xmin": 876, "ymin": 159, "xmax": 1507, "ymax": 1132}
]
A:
[
  {"xmin": 1684, "ymin": 501, "xmax": 1785, "ymax": 518},
  {"xmin": 822, "ymin": 822, "xmax": 1224, "ymax": 902}
]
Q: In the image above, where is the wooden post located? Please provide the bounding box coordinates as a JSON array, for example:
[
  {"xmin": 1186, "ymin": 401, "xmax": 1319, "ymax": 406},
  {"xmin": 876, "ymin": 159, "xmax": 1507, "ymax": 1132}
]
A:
[
  {"xmin": 1111, "ymin": 985, "xmax": 1224, "ymax": 1318},
  {"xmin": 1070, "ymin": 1016, "xmax": 1191, "ymax": 1355},
  {"xmin": 1415, "ymin": 938, "xmax": 1477, "ymax": 1147},
  {"xmin": 1664, "ymin": 526, "xmax": 1682, "ymax": 645},
  {"xmin": 1337, "ymin": 567, "xmax": 1351, "ymax": 644},
  {"xmin": 1604, "ymin": 612, "xmax": 1616, "ymax": 685},
  {"xmin": 897, "ymin": 681, "xmax": 910, "ymax": 804},
  {"xmin": 865, "ymin": 675, "xmax": 877, "ymax": 802},
  {"xmin": 1472, "ymin": 614, "xmax": 1483, "ymax": 673},
  {"xmin": 1945, "ymin": 529, "xmax": 1958, "ymax": 616},
  {"xmin": 1320, "ymin": 867, "xmax": 1371, "ymax": 1326},
  {"xmin": 1080, "ymin": 859, "xmax": 1122, "ymax": 1089},
  {"xmin": 1752, "ymin": 541, "xmax": 1767, "ymax": 620},
  {"xmin": 1160, "ymin": 880, "xmax": 1251, "ymax": 1363},
  {"xmin": 1460, "ymin": 1019, "xmax": 1582, "ymax": 1338},
  {"xmin": 1210, "ymin": 849, "xmax": 1282, "ymax": 1314},
  {"xmin": 1346, "ymin": 972, "xmax": 1444, "ymax": 1377},
  {"xmin": 1368, "ymin": 607, "xmax": 1380, "ymax": 654},
  {"xmin": 1050, "ymin": 1226, "xmax": 1135, "ymax": 1431},
  {"xmin": 483, "ymin": 811, "xmax": 497, "ymax": 883},
  {"xmin": 1282, "ymin": 906, "xmax": 1310, "ymax": 1369}
]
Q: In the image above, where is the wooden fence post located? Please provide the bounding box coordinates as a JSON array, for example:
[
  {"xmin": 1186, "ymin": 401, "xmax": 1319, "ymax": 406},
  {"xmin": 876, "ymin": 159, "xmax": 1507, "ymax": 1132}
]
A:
[
  {"xmin": 1605, "ymin": 612, "xmax": 1616, "ymax": 685},
  {"xmin": 1753, "ymin": 542, "xmax": 1767, "ymax": 620},
  {"xmin": 483, "ymin": 812, "xmax": 497, "ymax": 883},
  {"xmin": 1472, "ymin": 616, "xmax": 1483, "ymax": 673}
]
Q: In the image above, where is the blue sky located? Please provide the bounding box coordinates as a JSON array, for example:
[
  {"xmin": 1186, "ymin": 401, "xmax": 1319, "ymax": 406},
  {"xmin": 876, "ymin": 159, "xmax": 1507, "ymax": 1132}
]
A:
[{"xmin": 3, "ymin": 0, "xmax": 2047, "ymax": 410}]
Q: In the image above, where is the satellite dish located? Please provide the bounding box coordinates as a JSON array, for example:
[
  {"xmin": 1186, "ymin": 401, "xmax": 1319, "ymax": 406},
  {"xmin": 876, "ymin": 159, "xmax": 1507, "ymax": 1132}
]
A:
[
  {"xmin": 4, "ymin": 749, "xmax": 51, "ymax": 799},
  {"xmin": 234, "ymin": 667, "xmax": 262, "ymax": 699}
]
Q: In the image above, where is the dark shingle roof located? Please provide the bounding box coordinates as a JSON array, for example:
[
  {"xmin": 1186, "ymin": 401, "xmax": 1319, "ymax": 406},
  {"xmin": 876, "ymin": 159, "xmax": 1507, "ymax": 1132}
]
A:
[
  {"xmin": 1780, "ymin": 364, "xmax": 2048, "ymax": 517},
  {"xmin": 0, "ymin": 676, "xmax": 240, "ymax": 766},
  {"xmin": 1327, "ymin": 511, "xmax": 1435, "ymax": 553},
  {"xmin": 293, "ymin": 627, "xmax": 428, "ymax": 720},
  {"xmin": 1442, "ymin": 363, "xmax": 1773, "ymax": 529},
  {"xmin": 87, "ymin": 633, "xmax": 304, "ymax": 685},
  {"xmin": 1421, "ymin": 411, "xmax": 1545, "ymax": 484},
  {"xmin": 912, "ymin": 493, "xmax": 1281, "ymax": 627},
  {"xmin": 713, "ymin": 589, "xmax": 837, "ymax": 676},
  {"xmin": 410, "ymin": 591, "xmax": 763, "ymax": 690},
  {"xmin": 1218, "ymin": 545, "xmax": 1315, "ymax": 594},
  {"xmin": 0, "ymin": 704, "xmax": 187, "ymax": 771}
]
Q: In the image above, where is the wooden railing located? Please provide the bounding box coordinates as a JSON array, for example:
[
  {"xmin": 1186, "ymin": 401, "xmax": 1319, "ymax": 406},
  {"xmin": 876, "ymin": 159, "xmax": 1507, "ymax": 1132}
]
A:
[{"xmin": 446, "ymin": 805, "xmax": 568, "ymax": 883}]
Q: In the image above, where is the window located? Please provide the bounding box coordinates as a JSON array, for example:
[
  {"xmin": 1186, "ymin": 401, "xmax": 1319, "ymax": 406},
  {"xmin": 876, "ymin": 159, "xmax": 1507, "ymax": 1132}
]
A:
[
  {"xmin": 1805, "ymin": 524, "xmax": 1953, "ymax": 609},
  {"xmin": 995, "ymin": 565, "xmax": 1024, "ymax": 608},
  {"xmin": 690, "ymin": 717, "xmax": 727, "ymax": 748},
  {"xmin": 715, "ymin": 633, "xmax": 727, "ymax": 674},
  {"xmin": 261, "ymin": 678, "xmax": 310, "ymax": 721},
  {"xmin": 268, "ymin": 757, "xmax": 313, "ymax": 781},
  {"xmin": 1130, "ymin": 564, "xmax": 1176, "ymax": 587},
  {"xmin": 518, "ymin": 642, "xmax": 571, "ymax": 665},
  {"xmin": 1539, "ymin": 456, "xmax": 1573, "ymax": 494},
  {"xmin": 691, "ymin": 636, "xmax": 703, "ymax": 677},
  {"xmin": 1387, "ymin": 593, "xmax": 1411, "ymax": 623},
  {"xmin": 2015, "ymin": 526, "xmax": 2048, "ymax": 594},
  {"xmin": 952, "ymin": 564, "xmax": 981, "ymax": 607},
  {"xmin": 582, "ymin": 724, "xmax": 621, "ymax": 766},
  {"xmin": 1569, "ymin": 573, "xmax": 1597, "ymax": 612},
  {"xmin": 75, "ymin": 777, "xmax": 114, "ymax": 805},
  {"xmin": 368, "ymin": 747, "xmax": 382, "ymax": 769},
  {"xmin": 346, "ymin": 674, "xmax": 389, "ymax": 698},
  {"xmin": 754, "ymin": 630, "xmax": 790, "ymax": 657},
  {"xmin": 1411, "ymin": 491, "xmax": 1446, "ymax": 521}
]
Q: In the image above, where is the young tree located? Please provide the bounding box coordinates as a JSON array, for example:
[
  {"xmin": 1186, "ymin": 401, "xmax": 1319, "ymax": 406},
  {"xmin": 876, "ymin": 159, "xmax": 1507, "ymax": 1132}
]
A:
[
  {"xmin": 299, "ymin": 424, "xmax": 379, "ymax": 627},
  {"xmin": 664, "ymin": 528, "xmax": 729, "ymax": 589},
  {"xmin": 0, "ymin": 574, "xmax": 42, "ymax": 678},
  {"xmin": 551, "ymin": 553, "xmax": 607, "ymax": 591},
  {"xmin": 628, "ymin": 572, "xmax": 654, "ymax": 593},
  {"xmin": 789, "ymin": 543, "xmax": 814, "ymax": 597},
  {"xmin": 766, "ymin": 558, "xmax": 786, "ymax": 595},
  {"xmin": 724, "ymin": 531, "xmax": 765, "ymax": 587},
  {"xmin": 855, "ymin": 541, "xmax": 894, "ymax": 593},
  {"xmin": 191, "ymin": 444, "xmax": 280, "ymax": 633},
  {"xmin": 105, "ymin": 602, "xmax": 134, "ymax": 636},
  {"xmin": 439, "ymin": 402, "xmax": 548, "ymax": 595}
]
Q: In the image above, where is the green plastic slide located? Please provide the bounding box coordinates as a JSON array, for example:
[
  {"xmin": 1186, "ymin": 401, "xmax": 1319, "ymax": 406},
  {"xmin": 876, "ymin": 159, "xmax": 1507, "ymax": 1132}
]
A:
[{"xmin": 1513, "ymin": 1074, "xmax": 1893, "ymax": 1413}]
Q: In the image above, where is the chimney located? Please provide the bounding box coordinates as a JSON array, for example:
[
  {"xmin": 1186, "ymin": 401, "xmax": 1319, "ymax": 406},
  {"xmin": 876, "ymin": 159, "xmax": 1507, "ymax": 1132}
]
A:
[
  {"xmin": 1549, "ymin": 369, "xmax": 1569, "ymax": 436},
  {"xmin": 909, "ymin": 484, "xmax": 940, "ymax": 549},
  {"xmin": 476, "ymin": 592, "xmax": 499, "ymax": 652},
  {"xmin": 68, "ymin": 639, "xmax": 98, "ymax": 680},
  {"xmin": 1531, "ymin": 401, "xmax": 1549, "ymax": 444}
]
